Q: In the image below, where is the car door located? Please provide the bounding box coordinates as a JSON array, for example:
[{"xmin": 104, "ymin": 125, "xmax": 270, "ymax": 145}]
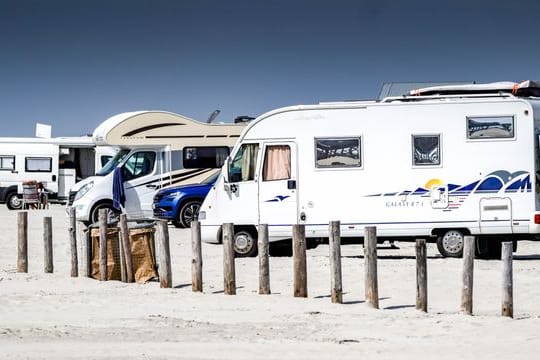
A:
[
  {"xmin": 258, "ymin": 142, "xmax": 298, "ymax": 236},
  {"xmin": 122, "ymin": 150, "xmax": 160, "ymax": 219}
]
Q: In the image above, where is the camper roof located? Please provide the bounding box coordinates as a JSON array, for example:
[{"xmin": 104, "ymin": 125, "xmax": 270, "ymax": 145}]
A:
[
  {"xmin": 0, "ymin": 136, "xmax": 95, "ymax": 147},
  {"xmin": 408, "ymin": 80, "xmax": 540, "ymax": 97},
  {"xmin": 92, "ymin": 111, "xmax": 245, "ymax": 150}
]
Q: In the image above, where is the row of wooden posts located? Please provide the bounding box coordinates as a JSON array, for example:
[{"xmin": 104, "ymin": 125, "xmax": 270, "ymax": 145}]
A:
[{"xmin": 16, "ymin": 210, "xmax": 514, "ymax": 318}]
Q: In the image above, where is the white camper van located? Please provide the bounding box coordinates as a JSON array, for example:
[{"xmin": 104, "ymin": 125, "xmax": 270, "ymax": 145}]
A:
[
  {"xmin": 69, "ymin": 111, "xmax": 246, "ymax": 225},
  {"xmin": 0, "ymin": 136, "xmax": 116, "ymax": 209},
  {"xmin": 199, "ymin": 81, "xmax": 540, "ymax": 258}
]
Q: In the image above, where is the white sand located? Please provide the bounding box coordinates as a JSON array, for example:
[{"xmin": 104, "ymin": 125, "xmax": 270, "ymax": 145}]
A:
[{"xmin": 1, "ymin": 205, "xmax": 539, "ymax": 359}]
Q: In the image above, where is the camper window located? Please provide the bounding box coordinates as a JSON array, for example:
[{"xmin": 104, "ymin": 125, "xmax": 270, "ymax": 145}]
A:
[
  {"xmin": 315, "ymin": 137, "xmax": 362, "ymax": 168},
  {"xmin": 183, "ymin": 146, "xmax": 230, "ymax": 169},
  {"xmin": 0, "ymin": 155, "xmax": 15, "ymax": 170},
  {"xmin": 229, "ymin": 143, "xmax": 259, "ymax": 182},
  {"xmin": 121, "ymin": 151, "xmax": 156, "ymax": 181},
  {"xmin": 467, "ymin": 116, "xmax": 514, "ymax": 139},
  {"xmin": 25, "ymin": 157, "xmax": 52, "ymax": 172},
  {"xmin": 412, "ymin": 135, "xmax": 440, "ymax": 166},
  {"xmin": 263, "ymin": 145, "xmax": 291, "ymax": 181}
]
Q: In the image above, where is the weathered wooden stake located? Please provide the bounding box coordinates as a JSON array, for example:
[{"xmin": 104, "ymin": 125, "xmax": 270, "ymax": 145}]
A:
[
  {"xmin": 69, "ymin": 207, "xmax": 78, "ymax": 277},
  {"xmin": 415, "ymin": 239, "xmax": 427, "ymax": 312},
  {"xmin": 258, "ymin": 224, "xmax": 270, "ymax": 295},
  {"xmin": 118, "ymin": 225, "xmax": 126, "ymax": 282},
  {"xmin": 17, "ymin": 211, "xmax": 28, "ymax": 273},
  {"xmin": 44, "ymin": 216, "xmax": 53, "ymax": 273},
  {"xmin": 222, "ymin": 223, "xmax": 236, "ymax": 295},
  {"xmin": 364, "ymin": 226, "xmax": 379, "ymax": 309},
  {"xmin": 83, "ymin": 223, "xmax": 92, "ymax": 277},
  {"xmin": 329, "ymin": 221, "xmax": 343, "ymax": 303},
  {"xmin": 461, "ymin": 235, "xmax": 475, "ymax": 315},
  {"xmin": 119, "ymin": 214, "xmax": 134, "ymax": 283},
  {"xmin": 156, "ymin": 220, "xmax": 172, "ymax": 288},
  {"xmin": 98, "ymin": 208, "xmax": 108, "ymax": 281},
  {"xmin": 191, "ymin": 220, "xmax": 203, "ymax": 292},
  {"xmin": 501, "ymin": 241, "xmax": 513, "ymax": 318},
  {"xmin": 293, "ymin": 224, "xmax": 307, "ymax": 298}
]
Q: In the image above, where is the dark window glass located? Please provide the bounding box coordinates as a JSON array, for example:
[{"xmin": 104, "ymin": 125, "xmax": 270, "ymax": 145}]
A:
[
  {"xmin": 315, "ymin": 137, "xmax": 361, "ymax": 168},
  {"xmin": 467, "ymin": 116, "xmax": 514, "ymax": 139},
  {"xmin": 183, "ymin": 147, "xmax": 230, "ymax": 168},
  {"xmin": 413, "ymin": 135, "xmax": 440, "ymax": 166}
]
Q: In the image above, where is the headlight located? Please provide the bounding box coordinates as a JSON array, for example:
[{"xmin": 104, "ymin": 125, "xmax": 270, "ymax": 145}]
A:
[
  {"xmin": 74, "ymin": 181, "xmax": 94, "ymax": 201},
  {"xmin": 166, "ymin": 191, "xmax": 183, "ymax": 199}
]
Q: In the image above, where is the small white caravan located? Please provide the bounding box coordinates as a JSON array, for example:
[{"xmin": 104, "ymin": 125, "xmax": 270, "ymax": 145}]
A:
[
  {"xmin": 0, "ymin": 136, "xmax": 115, "ymax": 209},
  {"xmin": 199, "ymin": 81, "xmax": 540, "ymax": 258},
  {"xmin": 69, "ymin": 111, "xmax": 246, "ymax": 224}
]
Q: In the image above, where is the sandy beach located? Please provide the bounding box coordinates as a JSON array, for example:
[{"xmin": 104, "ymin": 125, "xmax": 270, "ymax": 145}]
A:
[{"xmin": 1, "ymin": 205, "xmax": 539, "ymax": 359}]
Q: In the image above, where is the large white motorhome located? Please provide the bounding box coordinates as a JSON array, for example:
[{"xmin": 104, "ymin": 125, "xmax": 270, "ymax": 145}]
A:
[
  {"xmin": 0, "ymin": 136, "xmax": 116, "ymax": 209},
  {"xmin": 199, "ymin": 81, "xmax": 540, "ymax": 258},
  {"xmin": 69, "ymin": 111, "xmax": 246, "ymax": 224}
]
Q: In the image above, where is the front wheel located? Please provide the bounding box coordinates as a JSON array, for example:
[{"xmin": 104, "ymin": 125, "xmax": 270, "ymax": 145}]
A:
[
  {"xmin": 90, "ymin": 202, "xmax": 120, "ymax": 225},
  {"xmin": 437, "ymin": 229, "xmax": 465, "ymax": 257},
  {"xmin": 234, "ymin": 229, "xmax": 258, "ymax": 257},
  {"xmin": 6, "ymin": 192, "xmax": 22, "ymax": 210},
  {"xmin": 176, "ymin": 200, "xmax": 202, "ymax": 228}
]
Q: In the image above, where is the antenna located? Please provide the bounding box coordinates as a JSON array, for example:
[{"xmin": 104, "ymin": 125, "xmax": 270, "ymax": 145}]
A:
[{"xmin": 207, "ymin": 110, "xmax": 221, "ymax": 123}]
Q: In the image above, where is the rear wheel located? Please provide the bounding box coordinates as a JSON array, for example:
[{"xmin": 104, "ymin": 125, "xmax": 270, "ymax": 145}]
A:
[
  {"xmin": 234, "ymin": 229, "xmax": 258, "ymax": 257},
  {"xmin": 437, "ymin": 229, "xmax": 465, "ymax": 257},
  {"xmin": 6, "ymin": 192, "xmax": 22, "ymax": 210},
  {"xmin": 176, "ymin": 200, "xmax": 202, "ymax": 228}
]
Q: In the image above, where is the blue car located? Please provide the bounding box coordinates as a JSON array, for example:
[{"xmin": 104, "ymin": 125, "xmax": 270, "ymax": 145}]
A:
[{"xmin": 152, "ymin": 171, "xmax": 219, "ymax": 228}]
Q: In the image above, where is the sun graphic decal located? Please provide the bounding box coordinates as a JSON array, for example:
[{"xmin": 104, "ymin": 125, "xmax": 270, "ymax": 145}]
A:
[{"xmin": 424, "ymin": 178, "xmax": 443, "ymax": 189}]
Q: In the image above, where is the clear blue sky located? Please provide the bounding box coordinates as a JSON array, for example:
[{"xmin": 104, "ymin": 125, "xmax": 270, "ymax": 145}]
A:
[{"xmin": 1, "ymin": 0, "xmax": 539, "ymax": 137}]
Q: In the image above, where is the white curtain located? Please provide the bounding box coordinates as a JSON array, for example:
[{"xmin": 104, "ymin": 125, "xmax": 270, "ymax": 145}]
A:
[{"xmin": 241, "ymin": 144, "xmax": 259, "ymax": 181}]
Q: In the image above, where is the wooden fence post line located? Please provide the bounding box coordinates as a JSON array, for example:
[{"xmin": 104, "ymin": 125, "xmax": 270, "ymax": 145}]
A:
[
  {"xmin": 258, "ymin": 224, "xmax": 271, "ymax": 295},
  {"xmin": 364, "ymin": 226, "xmax": 378, "ymax": 309},
  {"xmin": 44, "ymin": 216, "xmax": 53, "ymax": 273},
  {"xmin": 461, "ymin": 235, "xmax": 475, "ymax": 315},
  {"xmin": 98, "ymin": 208, "xmax": 108, "ymax": 281},
  {"xmin": 415, "ymin": 239, "xmax": 427, "ymax": 312},
  {"xmin": 69, "ymin": 207, "xmax": 78, "ymax": 277},
  {"xmin": 329, "ymin": 221, "xmax": 343, "ymax": 303},
  {"xmin": 156, "ymin": 220, "xmax": 172, "ymax": 288},
  {"xmin": 119, "ymin": 214, "xmax": 134, "ymax": 283},
  {"xmin": 501, "ymin": 241, "xmax": 513, "ymax": 318},
  {"xmin": 191, "ymin": 220, "xmax": 203, "ymax": 292},
  {"xmin": 83, "ymin": 223, "xmax": 92, "ymax": 277},
  {"xmin": 222, "ymin": 223, "xmax": 236, "ymax": 295},
  {"xmin": 17, "ymin": 211, "xmax": 28, "ymax": 273},
  {"xmin": 293, "ymin": 224, "xmax": 307, "ymax": 298}
]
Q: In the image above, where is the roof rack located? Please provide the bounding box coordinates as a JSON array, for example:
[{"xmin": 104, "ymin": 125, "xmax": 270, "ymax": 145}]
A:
[{"xmin": 381, "ymin": 92, "xmax": 516, "ymax": 103}]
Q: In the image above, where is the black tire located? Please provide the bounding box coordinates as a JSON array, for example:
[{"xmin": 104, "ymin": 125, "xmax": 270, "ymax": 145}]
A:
[
  {"xmin": 485, "ymin": 238, "xmax": 502, "ymax": 260},
  {"xmin": 90, "ymin": 202, "xmax": 120, "ymax": 225},
  {"xmin": 6, "ymin": 192, "xmax": 22, "ymax": 210},
  {"xmin": 176, "ymin": 200, "xmax": 202, "ymax": 228},
  {"xmin": 234, "ymin": 229, "xmax": 258, "ymax": 257},
  {"xmin": 436, "ymin": 229, "xmax": 465, "ymax": 258}
]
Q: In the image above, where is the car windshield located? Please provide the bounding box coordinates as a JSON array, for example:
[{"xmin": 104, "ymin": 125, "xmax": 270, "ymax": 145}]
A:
[
  {"xmin": 96, "ymin": 149, "xmax": 130, "ymax": 176},
  {"xmin": 201, "ymin": 171, "xmax": 220, "ymax": 185}
]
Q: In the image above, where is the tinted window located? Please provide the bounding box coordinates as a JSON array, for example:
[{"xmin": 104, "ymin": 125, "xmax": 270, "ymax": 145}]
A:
[
  {"xmin": 26, "ymin": 157, "xmax": 52, "ymax": 172},
  {"xmin": 315, "ymin": 137, "xmax": 361, "ymax": 168},
  {"xmin": 412, "ymin": 135, "xmax": 440, "ymax": 166},
  {"xmin": 229, "ymin": 143, "xmax": 259, "ymax": 182},
  {"xmin": 122, "ymin": 151, "xmax": 156, "ymax": 181},
  {"xmin": 467, "ymin": 116, "xmax": 514, "ymax": 139},
  {"xmin": 183, "ymin": 147, "xmax": 230, "ymax": 168}
]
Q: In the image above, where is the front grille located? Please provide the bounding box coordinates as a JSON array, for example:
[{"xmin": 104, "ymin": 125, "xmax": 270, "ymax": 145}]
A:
[{"xmin": 68, "ymin": 191, "xmax": 77, "ymax": 206}]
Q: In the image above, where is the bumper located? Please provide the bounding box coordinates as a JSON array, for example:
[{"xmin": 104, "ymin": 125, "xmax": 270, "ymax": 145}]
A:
[
  {"xmin": 201, "ymin": 224, "xmax": 221, "ymax": 244},
  {"xmin": 69, "ymin": 200, "xmax": 92, "ymax": 222}
]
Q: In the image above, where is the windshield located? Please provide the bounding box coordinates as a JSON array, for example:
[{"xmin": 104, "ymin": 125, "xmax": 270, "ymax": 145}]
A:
[
  {"xmin": 96, "ymin": 149, "xmax": 130, "ymax": 176},
  {"xmin": 201, "ymin": 171, "xmax": 220, "ymax": 185}
]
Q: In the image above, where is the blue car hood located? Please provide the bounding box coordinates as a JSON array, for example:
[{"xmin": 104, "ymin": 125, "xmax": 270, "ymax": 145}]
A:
[{"xmin": 158, "ymin": 183, "xmax": 212, "ymax": 196}]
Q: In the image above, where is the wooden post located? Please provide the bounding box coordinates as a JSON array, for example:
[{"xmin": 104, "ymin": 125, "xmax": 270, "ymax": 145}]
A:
[
  {"xmin": 461, "ymin": 235, "xmax": 475, "ymax": 315},
  {"xmin": 119, "ymin": 214, "xmax": 134, "ymax": 283},
  {"xmin": 98, "ymin": 208, "xmax": 108, "ymax": 281},
  {"xmin": 329, "ymin": 221, "xmax": 343, "ymax": 303},
  {"xmin": 222, "ymin": 223, "xmax": 236, "ymax": 295},
  {"xmin": 258, "ymin": 224, "xmax": 271, "ymax": 295},
  {"xmin": 118, "ymin": 226, "xmax": 126, "ymax": 282},
  {"xmin": 69, "ymin": 207, "xmax": 78, "ymax": 277},
  {"xmin": 293, "ymin": 224, "xmax": 307, "ymax": 298},
  {"xmin": 501, "ymin": 241, "xmax": 513, "ymax": 318},
  {"xmin": 191, "ymin": 220, "xmax": 203, "ymax": 292},
  {"xmin": 415, "ymin": 239, "xmax": 427, "ymax": 312},
  {"xmin": 156, "ymin": 220, "xmax": 172, "ymax": 288},
  {"xmin": 44, "ymin": 216, "xmax": 53, "ymax": 273},
  {"xmin": 17, "ymin": 211, "xmax": 28, "ymax": 273},
  {"xmin": 364, "ymin": 226, "xmax": 378, "ymax": 309},
  {"xmin": 83, "ymin": 223, "xmax": 92, "ymax": 278}
]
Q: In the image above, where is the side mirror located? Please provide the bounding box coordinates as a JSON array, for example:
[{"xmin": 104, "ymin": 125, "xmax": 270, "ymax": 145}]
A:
[{"xmin": 223, "ymin": 157, "xmax": 230, "ymax": 184}]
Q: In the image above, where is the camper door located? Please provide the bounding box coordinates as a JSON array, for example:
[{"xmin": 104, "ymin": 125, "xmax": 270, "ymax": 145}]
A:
[
  {"xmin": 258, "ymin": 142, "xmax": 298, "ymax": 232},
  {"xmin": 122, "ymin": 149, "xmax": 163, "ymax": 219}
]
